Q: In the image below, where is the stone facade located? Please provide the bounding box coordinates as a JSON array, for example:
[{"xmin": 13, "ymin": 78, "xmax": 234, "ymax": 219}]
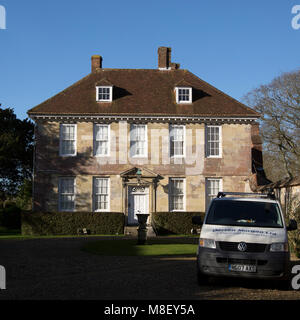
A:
[
  {"xmin": 33, "ymin": 120, "xmax": 256, "ymax": 224},
  {"xmin": 29, "ymin": 47, "xmax": 262, "ymax": 226}
]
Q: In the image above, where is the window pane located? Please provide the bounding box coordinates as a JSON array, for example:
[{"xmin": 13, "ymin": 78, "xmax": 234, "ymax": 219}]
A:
[
  {"xmin": 170, "ymin": 125, "xmax": 184, "ymax": 156},
  {"xmin": 62, "ymin": 140, "xmax": 75, "ymax": 155},
  {"xmin": 59, "ymin": 178, "xmax": 75, "ymax": 211},
  {"xmin": 170, "ymin": 179, "xmax": 185, "ymax": 211},
  {"xmin": 178, "ymin": 88, "xmax": 190, "ymax": 102},
  {"xmin": 98, "ymin": 87, "xmax": 111, "ymax": 101},
  {"xmin": 206, "ymin": 179, "xmax": 221, "ymax": 205},
  {"xmin": 130, "ymin": 125, "xmax": 146, "ymax": 156},
  {"xmin": 206, "ymin": 126, "xmax": 220, "ymax": 157},
  {"xmin": 60, "ymin": 124, "xmax": 76, "ymax": 155},
  {"xmin": 94, "ymin": 125, "xmax": 109, "ymax": 155},
  {"xmin": 94, "ymin": 178, "xmax": 109, "ymax": 211}
]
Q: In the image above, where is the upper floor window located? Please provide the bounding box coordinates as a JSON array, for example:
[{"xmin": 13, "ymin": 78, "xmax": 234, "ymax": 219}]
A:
[
  {"xmin": 96, "ymin": 86, "xmax": 113, "ymax": 102},
  {"xmin": 170, "ymin": 124, "xmax": 185, "ymax": 157},
  {"xmin": 205, "ymin": 125, "xmax": 222, "ymax": 158},
  {"xmin": 58, "ymin": 177, "xmax": 76, "ymax": 212},
  {"xmin": 94, "ymin": 124, "xmax": 110, "ymax": 156},
  {"xmin": 169, "ymin": 178, "xmax": 186, "ymax": 211},
  {"xmin": 59, "ymin": 124, "xmax": 77, "ymax": 156},
  {"xmin": 130, "ymin": 124, "xmax": 147, "ymax": 157},
  {"xmin": 175, "ymin": 87, "xmax": 192, "ymax": 104}
]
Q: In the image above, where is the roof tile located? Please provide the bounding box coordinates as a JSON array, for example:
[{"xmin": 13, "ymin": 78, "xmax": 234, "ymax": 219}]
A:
[{"xmin": 27, "ymin": 69, "xmax": 259, "ymax": 118}]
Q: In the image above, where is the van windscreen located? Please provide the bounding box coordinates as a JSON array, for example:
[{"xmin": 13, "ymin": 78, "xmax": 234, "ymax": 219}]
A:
[{"xmin": 206, "ymin": 200, "xmax": 283, "ymax": 228}]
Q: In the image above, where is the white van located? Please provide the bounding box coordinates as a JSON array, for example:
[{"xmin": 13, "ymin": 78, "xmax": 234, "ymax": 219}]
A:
[{"xmin": 192, "ymin": 192, "xmax": 297, "ymax": 286}]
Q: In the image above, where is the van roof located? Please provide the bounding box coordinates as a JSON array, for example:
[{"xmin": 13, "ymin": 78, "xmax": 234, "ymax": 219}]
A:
[{"xmin": 213, "ymin": 197, "xmax": 278, "ymax": 204}]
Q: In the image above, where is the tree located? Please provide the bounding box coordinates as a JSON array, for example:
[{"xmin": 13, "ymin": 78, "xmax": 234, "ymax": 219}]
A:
[
  {"xmin": 0, "ymin": 105, "xmax": 34, "ymax": 200},
  {"xmin": 243, "ymin": 70, "xmax": 300, "ymax": 181}
]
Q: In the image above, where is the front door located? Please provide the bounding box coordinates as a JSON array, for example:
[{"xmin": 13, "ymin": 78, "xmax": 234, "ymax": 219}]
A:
[{"xmin": 128, "ymin": 186, "xmax": 149, "ymax": 225}]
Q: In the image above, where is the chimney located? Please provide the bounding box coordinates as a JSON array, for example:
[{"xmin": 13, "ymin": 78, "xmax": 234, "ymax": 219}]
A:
[
  {"xmin": 158, "ymin": 47, "xmax": 180, "ymax": 70},
  {"xmin": 91, "ymin": 55, "xmax": 103, "ymax": 73}
]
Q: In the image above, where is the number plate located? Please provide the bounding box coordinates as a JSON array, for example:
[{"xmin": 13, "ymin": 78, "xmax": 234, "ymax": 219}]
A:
[{"xmin": 229, "ymin": 264, "xmax": 256, "ymax": 273}]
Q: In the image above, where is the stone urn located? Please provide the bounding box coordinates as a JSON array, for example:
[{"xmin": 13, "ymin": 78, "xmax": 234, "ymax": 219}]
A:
[{"xmin": 136, "ymin": 213, "xmax": 149, "ymax": 245}]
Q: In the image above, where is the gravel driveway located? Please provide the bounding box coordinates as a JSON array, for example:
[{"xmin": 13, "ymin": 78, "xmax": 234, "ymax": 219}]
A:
[{"xmin": 0, "ymin": 237, "xmax": 300, "ymax": 300}]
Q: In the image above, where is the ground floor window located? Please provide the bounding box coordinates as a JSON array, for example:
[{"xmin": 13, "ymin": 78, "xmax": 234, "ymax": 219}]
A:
[
  {"xmin": 169, "ymin": 178, "xmax": 186, "ymax": 211},
  {"xmin": 58, "ymin": 177, "xmax": 76, "ymax": 211},
  {"xmin": 93, "ymin": 177, "xmax": 110, "ymax": 211},
  {"xmin": 206, "ymin": 178, "xmax": 222, "ymax": 208}
]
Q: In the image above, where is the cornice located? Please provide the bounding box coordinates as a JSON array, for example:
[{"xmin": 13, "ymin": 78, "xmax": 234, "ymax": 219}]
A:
[{"xmin": 29, "ymin": 114, "xmax": 259, "ymax": 124}]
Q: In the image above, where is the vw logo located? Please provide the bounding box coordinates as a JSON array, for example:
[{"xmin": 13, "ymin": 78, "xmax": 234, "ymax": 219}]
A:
[{"xmin": 237, "ymin": 242, "xmax": 247, "ymax": 252}]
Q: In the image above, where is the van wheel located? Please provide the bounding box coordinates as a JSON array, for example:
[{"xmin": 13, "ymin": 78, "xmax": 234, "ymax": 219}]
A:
[{"xmin": 197, "ymin": 269, "xmax": 208, "ymax": 286}]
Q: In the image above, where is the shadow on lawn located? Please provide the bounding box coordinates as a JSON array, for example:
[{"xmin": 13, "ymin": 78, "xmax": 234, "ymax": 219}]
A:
[{"xmin": 82, "ymin": 237, "xmax": 199, "ymax": 257}]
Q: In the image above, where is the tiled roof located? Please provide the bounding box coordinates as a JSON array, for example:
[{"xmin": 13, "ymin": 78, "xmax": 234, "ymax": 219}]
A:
[{"xmin": 27, "ymin": 69, "xmax": 259, "ymax": 118}]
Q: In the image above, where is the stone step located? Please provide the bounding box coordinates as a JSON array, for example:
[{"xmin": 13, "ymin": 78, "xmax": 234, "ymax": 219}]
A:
[
  {"xmin": 124, "ymin": 225, "xmax": 157, "ymax": 237},
  {"xmin": 124, "ymin": 226, "xmax": 138, "ymax": 237}
]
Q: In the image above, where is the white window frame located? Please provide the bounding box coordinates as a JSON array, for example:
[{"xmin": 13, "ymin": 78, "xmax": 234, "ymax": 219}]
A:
[
  {"xmin": 205, "ymin": 178, "xmax": 223, "ymax": 210},
  {"xmin": 58, "ymin": 177, "xmax": 76, "ymax": 212},
  {"xmin": 169, "ymin": 124, "xmax": 186, "ymax": 158},
  {"xmin": 93, "ymin": 124, "xmax": 110, "ymax": 157},
  {"xmin": 169, "ymin": 178, "xmax": 186, "ymax": 212},
  {"xmin": 93, "ymin": 177, "xmax": 110, "ymax": 212},
  {"xmin": 59, "ymin": 123, "xmax": 77, "ymax": 157},
  {"xmin": 175, "ymin": 87, "xmax": 192, "ymax": 104},
  {"xmin": 130, "ymin": 124, "xmax": 148, "ymax": 158},
  {"xmin": 205, "ymin": 125, "xmax": 222, "ymax": 158},
  {"xmin": 96, "ymin": 86, "xmax": 113, "ymax": 102}
]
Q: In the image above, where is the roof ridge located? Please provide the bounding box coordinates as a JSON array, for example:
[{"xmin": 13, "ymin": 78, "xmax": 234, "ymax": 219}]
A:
[{"xmin": 94, "ymin": 68, "xmax": 188, "ymax": 71}]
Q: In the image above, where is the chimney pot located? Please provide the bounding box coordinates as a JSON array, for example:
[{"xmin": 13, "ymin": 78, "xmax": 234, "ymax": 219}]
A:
[
  {"xmin": 157, "ymin": 47, "xmax": 179, "ymax": 70},
  {"xmin": 158, "ymin": 47, "xmax": 171, "ymax": 70},
  {"xmin": 91, "ymin": 55, "xmax": 102, "ymax": 73}
]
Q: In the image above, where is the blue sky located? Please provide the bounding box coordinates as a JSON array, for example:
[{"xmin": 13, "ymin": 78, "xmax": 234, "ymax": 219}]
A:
[{"xmin": 1, "ymin": 0, "xmax": 300, "ymax": 120}]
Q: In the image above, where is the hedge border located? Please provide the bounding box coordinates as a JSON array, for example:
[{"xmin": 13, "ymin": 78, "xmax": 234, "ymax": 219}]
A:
[
  {"xmin": 21, "ymin": 211, "xmax": 125, "ymax": 236},
  {"xmin": 152, "ymin": 211, "xmax": 205, "ymax": 235}
]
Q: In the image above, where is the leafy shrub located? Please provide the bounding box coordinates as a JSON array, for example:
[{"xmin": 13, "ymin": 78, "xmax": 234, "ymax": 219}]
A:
[
  {"xmin": 152, "ymin": 211, "xmax": 205, "ymax": 235},
  {"xmin": 286, "ymin": 203, "xmax": 300, "ymax": 254},
  {"xmin": 0, "ymin": 205, "xmax": 21, "ymax": 229},
  {"xmin": 0, "ymin": 210, "xmax": 3, "ymax": 226},
  {"xmin": 21, "ymin": 211, "xmax": 125, "ymax": 236},
  {"xmin": 295, "ymin": 241, "xmax": 300, "ymax": 259},
  {"xmin": 3, "ymin": 200, "xmax": 17, "ymax": 208},
  {"xmin": 3, "ymin": 206, "xmax": 21, "ymax": 228},
  {"xmin": 15, "ymin": 179, "xmax": 32, "ymax": 210}
]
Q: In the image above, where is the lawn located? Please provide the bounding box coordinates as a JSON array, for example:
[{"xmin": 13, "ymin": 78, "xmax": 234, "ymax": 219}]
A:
[
  {"xmin": 82, "ymin": 239, "xmax": 198, "ymax": 256},
  {"xmin": 0, "ymin": 226, "xmax": 21, "ymax": 237}
]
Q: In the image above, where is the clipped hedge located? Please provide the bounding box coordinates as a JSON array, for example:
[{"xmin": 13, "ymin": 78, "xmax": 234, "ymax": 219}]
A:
[
  {"xmin": 21, "ymin": 211, "xmax": 125, "ymax": 236},
  {"xmin": 0, "ymin": 206, "xmax": 22, "ymax": 229},
  {"xmin": 152, "ymin": 211, "xmax": 205, "ymax": 235}
]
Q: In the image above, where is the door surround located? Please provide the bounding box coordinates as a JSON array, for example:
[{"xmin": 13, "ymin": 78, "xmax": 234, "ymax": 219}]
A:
[{"xmin": 128, "ymin": 186, "xmax": 149, "ymax": 225}]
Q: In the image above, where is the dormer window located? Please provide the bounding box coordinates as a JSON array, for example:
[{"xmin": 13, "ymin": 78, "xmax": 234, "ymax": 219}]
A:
[
  {"xmin": 96, "ymin": 86, "xmax": 113, "ymax": 102},
  {"xmin": 175, "ymin": 79, "xmax": 193, "ymax": 103},
  {"xmin": 175, "ymin": 86, "xmax": 192, "ymax": 104}
]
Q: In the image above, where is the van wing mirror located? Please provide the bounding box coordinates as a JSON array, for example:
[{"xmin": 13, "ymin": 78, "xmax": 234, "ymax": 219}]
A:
[
  {"xmin": 287, "ymin": 219, "xmax": 297, "ymax": 231},
  {"xmin": 192, "ymin": 216, "xmax": 203, "ymax": 226}
]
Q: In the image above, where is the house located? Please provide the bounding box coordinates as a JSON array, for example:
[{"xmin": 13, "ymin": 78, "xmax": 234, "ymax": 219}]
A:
[
  {"xmin": 27, "ymin": 47, "xmax": 263, "ymax": 230},
  {"xmin": 259, "ymin": 176, "xmax": 300, "ymax": 216}
]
